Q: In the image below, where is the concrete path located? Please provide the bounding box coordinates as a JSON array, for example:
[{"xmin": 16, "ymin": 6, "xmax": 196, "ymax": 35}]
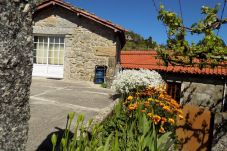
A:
[{"xmin": 26, "ymin": 77, "xmax": 115, "ymax": 151}]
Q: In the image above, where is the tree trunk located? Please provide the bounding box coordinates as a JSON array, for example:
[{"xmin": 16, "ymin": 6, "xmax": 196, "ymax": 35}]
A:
[{"xmin": 0, "ymin": 0, "xmax": 33, "ymax": 150}]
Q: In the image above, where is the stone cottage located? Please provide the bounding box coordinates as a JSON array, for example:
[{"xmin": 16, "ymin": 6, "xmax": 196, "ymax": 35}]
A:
[
  {"xmin": 33, "ymin": 0, "xmax": 126, "ymax": 82},
  {"xmin": 120, "ymin": 51, "xmax": 227, "ymax": 112}
]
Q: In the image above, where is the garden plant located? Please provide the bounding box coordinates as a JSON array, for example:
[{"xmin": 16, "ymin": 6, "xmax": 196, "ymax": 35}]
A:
[{"xmin": 51, "ymin": 70, "xmax": 183, "ymax": 151}]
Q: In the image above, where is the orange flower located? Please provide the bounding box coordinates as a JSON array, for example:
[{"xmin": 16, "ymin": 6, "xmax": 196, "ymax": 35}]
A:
[
  {"xmin": 128, "ymin": 103, "xmax": 138, "ymax": 111},
  {"xmin": 163, "ymin": 106, "xmax": 171, "ymax": 113},
  {"xmin": 152, "ymin": 115, "xmax": 161, "ymax": 125},
  {"xmin": 161, "ymin": 117, "xmax": 167, "ymax": 124},
  {"xmin": 159, "ymin": 102, "xmax": 165, "ymax": 107},
  {"xmin": 128, "ymin": 105, "xmax": 135, "ymax": 110},
  {"xmin": 147, "ymin": 112, "xmax": 153, "ymax": 118},
  {"xmin": 159, "ymin": 126, "xmax": 165, "ymax": 133},
  {"xmin": 158, "ymin": 94, "xmax": 164, "ymax": 99},
  {"xmin": 127, "ymin": 96, "xmax": 133, "ymax": 101},
  {"xmin": 144, "ymin": 101, "xmax": 150, "ymax": 107},
  {"xmin": 141, "ymin": 109, "xmax": 146, "ymax": 113},
  {"xmin": 168, "ymin": 118, "xmax": 175, "ymax": 125},
  {"xmin": 170, "ymin": 99, "xmax": 180, "ymax": 108}
]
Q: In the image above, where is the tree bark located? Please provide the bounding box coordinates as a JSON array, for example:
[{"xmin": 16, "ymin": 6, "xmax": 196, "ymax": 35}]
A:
[{"xmin": 0, "ymin": 0, "xmax": 33, "ymax": 150}]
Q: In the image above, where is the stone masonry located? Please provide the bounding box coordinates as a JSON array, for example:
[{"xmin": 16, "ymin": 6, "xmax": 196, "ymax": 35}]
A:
[
  {"xmin": 33, "ymin": 5, "xmax": 122, "ymax": 82},
  {"xmin": 161, "ymin": 72, "xmax": 227, "ymax": 150},
  {"xmin": 0, "ymin": 0, "xmax": 33, "ymax": 150},
  {"xmin": 161, "ymin": 73, "xmax": 225, "ymax": 112}
]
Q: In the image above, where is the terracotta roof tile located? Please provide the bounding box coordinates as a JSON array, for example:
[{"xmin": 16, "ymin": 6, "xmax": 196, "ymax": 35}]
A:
[{"xmin": 120, "ymin": 50, "xmax": 227, "ymax": 76}]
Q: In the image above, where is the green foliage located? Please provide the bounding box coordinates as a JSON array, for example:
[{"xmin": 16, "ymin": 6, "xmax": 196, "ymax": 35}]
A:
[
  {"xmin": 123, "ymin": 31, "xmax": 158, "ymax": 50},
  {"xmin": 52, "ymin": 101, "xmax": 174, "ymax": 151},
  {"xmin": 101, "ymin": 82, "xmax": 107, "ymax": 88},
  {"xmin": 157, "ymin": 4, "xmax": 227, "ymax": 68},
  {"xmin": 101, "ymin": 102, "xmax": 174, "ymax": 151}
]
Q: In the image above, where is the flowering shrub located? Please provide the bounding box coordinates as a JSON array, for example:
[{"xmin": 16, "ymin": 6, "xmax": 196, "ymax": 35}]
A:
[
  {"xmin": 52, "ymin": 86, "xmax": 182, "ymax": 151},
  {"xmin": 123, "ymin": 86, "xmax": 183, "ymax": 134},
  {"xmin": 112, "ymin": 69, "xmax": 165, "ymax": 94}
]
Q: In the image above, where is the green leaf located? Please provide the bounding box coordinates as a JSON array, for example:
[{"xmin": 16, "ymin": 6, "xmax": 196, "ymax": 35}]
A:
[{"xmin": 104, "ymin": 133, "xmax": 113, "ymax": 151}]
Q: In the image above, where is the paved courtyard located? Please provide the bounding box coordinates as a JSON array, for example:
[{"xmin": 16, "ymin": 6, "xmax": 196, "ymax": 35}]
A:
[{"xmin": 27, "ymin": 77, "xmax": 115, "ymax": 151}]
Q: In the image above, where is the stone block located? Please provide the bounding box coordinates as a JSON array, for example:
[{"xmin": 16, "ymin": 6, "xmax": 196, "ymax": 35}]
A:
[
  {"xmin": 108, "ymin": 57, "xmax": 116, "ymax": 68},
  {"xmin": 95, "ymin": 46, "xmax": 116, "ymax": 57}
]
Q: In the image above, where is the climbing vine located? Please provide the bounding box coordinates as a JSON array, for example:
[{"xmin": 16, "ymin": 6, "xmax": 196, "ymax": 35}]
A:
[{"xmin": 156, "ymin": 4, "xmax": 227, "ymax": 68}]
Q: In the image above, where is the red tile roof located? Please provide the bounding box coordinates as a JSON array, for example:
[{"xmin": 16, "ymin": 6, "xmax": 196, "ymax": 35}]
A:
[
  {"xmin": 34, "ymin": 0, "xmax": 126, "ymax": 46},
  {"xmin": 120, "ymin": 51, "xmax": 227, "ymax": 76}
]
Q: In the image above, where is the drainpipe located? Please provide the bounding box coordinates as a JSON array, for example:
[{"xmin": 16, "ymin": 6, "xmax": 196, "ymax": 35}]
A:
[{"xmin": 222, "ymin": 78, "xmax": 226, "ymax": 112}]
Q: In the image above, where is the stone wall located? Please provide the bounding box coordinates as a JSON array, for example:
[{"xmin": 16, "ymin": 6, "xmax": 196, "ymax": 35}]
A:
[
  {"xmin": 161, "ymin": 72, "xmax": 227, "ymax": 150},
  {"xmin": 0, "ymin": 0, "xmax": 33, "ymax": 150},
  {"xmin": 33, "ymin": 5, "xmax": 121, "ymax": 82},
  {"xmin": 212, "ymin": 112, "xmax": 227, "ymax": 151},
  {"xmin": 161, "ymin": 72, "xmax": 225, "ymax": 112},
  {"xmin": 181, "ymin": 82, "xmax": 223, "ymax": 112}
]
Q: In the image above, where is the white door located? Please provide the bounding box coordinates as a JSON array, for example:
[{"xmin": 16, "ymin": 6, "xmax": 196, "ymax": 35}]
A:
[{"xmin": 33, "ymin": 36, "xmax": 65, "ymax": 78}]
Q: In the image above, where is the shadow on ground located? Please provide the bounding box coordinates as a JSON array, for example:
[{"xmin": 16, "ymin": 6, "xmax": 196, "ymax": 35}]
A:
[{"xmin": 36, "ymin": 127, "xmax": 73, "ymax": 151}]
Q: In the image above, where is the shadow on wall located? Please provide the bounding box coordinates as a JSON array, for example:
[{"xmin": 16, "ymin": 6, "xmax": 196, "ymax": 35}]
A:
[
  {"xmin": 36, "ymin": 127, "xmax": 74, "ymax": 151},
  {"xmin": 212, "ymin": 117, "xmax": 227, "ymax": 145},
  {"xmin": 180, "ymin": 82, "xmax": 223, "ymax": 112},
  {"xmin": 176, "ymin": 105, "xmax": 214, "ymax": 151}
]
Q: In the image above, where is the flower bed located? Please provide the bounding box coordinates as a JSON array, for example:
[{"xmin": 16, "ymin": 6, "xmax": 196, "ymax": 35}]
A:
[{"xmin": 50, "ymin": 69, "xmax": 183, "ymax": 151}]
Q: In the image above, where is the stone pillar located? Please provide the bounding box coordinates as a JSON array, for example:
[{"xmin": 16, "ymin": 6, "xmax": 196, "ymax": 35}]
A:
[{"xmin": 0, "ymin": 0, "xmax": 33, "ymax": 150}]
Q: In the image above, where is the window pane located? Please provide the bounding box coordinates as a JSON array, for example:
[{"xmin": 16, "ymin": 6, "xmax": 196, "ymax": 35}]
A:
[
  {"xmin": 38, "ymin": 43, "xmax": 44, "ymax": 50},
  {"xmin": 36, "ymin": 49, "xmax": 43, "ymax": 58},
  {"xmin": 60, "ymin": 44, "xmax": 64, "ymax": 51},
  {"xmin": 34, "ymin": 37, "xmax": 38, "ymax": 42},
  {"xmin": 34, "ymin": 43, "xmax": 38, "ymax": 49},
  {"xmin": 55, "ymin": 37, "xmax": 60, "ymax": 43},
  {"xmin": 44, "ymin": 37, "xmax": 48, "ymax": 43},
  {"xmin": 43, "ymin": 44, "xmax": 48, "ymax": 58},
  {"xmin": 50, "ymin": 37, "xmax": 54, "ymax": 43},
  {"xmin": 60, "ymin": 37, "xmax": 64, "ymax": 43},
  {"xmin": 37, "ymin": 58, "xmax": 42, "ymax": 64},
  {"xmin": 59, "ymin": 58, "xmax": 64, "ymax": 65},
  {"xmin": 33, "ymin": 57, "xmax": 36, "ymax": 64},
  {"xmin": 49, "ymin": 50, "xmax": 54, "ymax": 58},
  {"xmin": 48, "ymin": 58, "xmax": 54, "ymax": 64},
  {"xmin": 39, "ymin": 37, "xmax": 44, "ymax": 43},
  {"xmin": 59, "ymin": 51, "xmax": 64, "ymax": 58},
  {"xmin": 43, "ymin": 57, "xmax": 47, "ymax": 64},
  {"xmin": 49, "ymin": 44, "xmax": 54, "ymax": 51},
  {"xmin": 55, "ymin": 44, "xmax": 60, "ymax": 50},
  {"xmin": 54, "ymin": 57, "xmax": 59, "ymax": 65},
  {"xmin": 33, "ymin": 36, "xmax": 65, "ymax": 65},
  {"xmin": 54, "ymin": 52, "xmax": 59, "ymax": 63},
  {"xmin": 33, "ymin": 49, "xmax": 36, "ymax": 57}
]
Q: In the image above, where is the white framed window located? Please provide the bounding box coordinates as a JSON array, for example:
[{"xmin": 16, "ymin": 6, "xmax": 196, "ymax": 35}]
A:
[{"xmin": 33, "ymin": 36, "xmax": 65, "ymax": 65}]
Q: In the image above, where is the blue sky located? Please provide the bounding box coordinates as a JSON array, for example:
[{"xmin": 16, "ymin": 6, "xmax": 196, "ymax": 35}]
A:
[{"xmin": 66, "ymin": 0, "xmax": 227, "ymax": 45}]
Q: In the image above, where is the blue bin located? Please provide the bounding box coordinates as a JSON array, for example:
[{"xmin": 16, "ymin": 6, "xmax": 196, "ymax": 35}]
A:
[{"xmin": 95, "ymin": 67, "xmax": 105, "ymax": 84}]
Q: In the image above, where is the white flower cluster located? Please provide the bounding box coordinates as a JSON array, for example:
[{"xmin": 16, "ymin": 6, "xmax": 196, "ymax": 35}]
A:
[{"xmin": 112, "ymin": 69, "xmax": 165, "ymax": 94}]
